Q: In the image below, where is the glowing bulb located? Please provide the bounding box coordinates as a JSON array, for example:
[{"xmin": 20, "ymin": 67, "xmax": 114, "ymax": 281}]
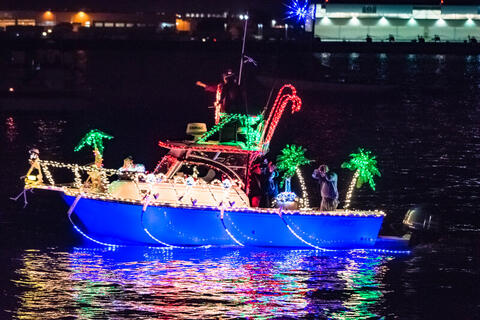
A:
[
  {"xmin": 350, "ymin": 16, "xmax": 360, "ymax": 26},
  {"xmin": 379, "ymin": 17, "xmax": 388, "ymax": 26}
]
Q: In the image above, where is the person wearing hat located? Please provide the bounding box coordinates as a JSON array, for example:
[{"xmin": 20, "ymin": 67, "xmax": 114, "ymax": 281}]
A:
[
  {"xmin": 25, "ymin": 148, "xmax": 43, "ymax": 184},
  {"xmin": 312, "ymin": 164, "xmax": 339, "ymax": 211},
  {"xmin": 196, "ymin": 69, "xmax": 244, "ymax": 116},
  {"xmin": 196, "ymin": 69, "xmax": 245, "ymax": 142}
]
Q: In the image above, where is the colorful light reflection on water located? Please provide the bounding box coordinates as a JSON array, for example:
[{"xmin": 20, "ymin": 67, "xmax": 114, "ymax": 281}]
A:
[{"xmin": 10, "ymin": 247, "xmax": 399, "ymax": 319}]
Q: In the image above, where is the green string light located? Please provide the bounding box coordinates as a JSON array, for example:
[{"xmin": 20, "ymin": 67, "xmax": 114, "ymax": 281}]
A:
[
  {"xmin": 197, "ymin": 113, "xmax": 264, "ymax": 150},
  {"xmin": 276, "ymin": 144, "xmax": 310, "ymax": 188},
  {"xmin": 74, "ymin": 129, "xmax": 114, "ymax": 156},
  {"xmin": 341, "ymin": 148, "xmax": 381, "ymax": 191}
]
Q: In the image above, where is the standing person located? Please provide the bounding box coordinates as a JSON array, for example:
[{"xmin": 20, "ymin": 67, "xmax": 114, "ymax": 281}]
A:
[
  {"xmin": 196, "ymin": 69, "xmax": 244, "ymax": 119},
  {"xmin": 312, "ymin": 164, "xmax": 339, "ymax": 211},
  {"xmin": 196, "ymin": 69, "xmax": 245, "ymax": 142},
  {"xmin": 249, "ymin": 163, "xmax": 263, "ymax": 207},
  {"xmin": 260, "ymin": 159, "xmax": 278, "ymax": 208}
]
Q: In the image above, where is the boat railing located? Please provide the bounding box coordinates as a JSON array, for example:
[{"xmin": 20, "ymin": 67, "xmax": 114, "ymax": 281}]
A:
[{"xmin": 24, "ymin": 158, "xmax": 249, "ymax": 207}]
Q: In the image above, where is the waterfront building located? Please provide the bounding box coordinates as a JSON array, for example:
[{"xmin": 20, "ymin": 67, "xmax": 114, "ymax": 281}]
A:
[
  {"xmin": 0, "ymin": 10, "xmax": 172, "ymax": 30},
  {"xmin": 312, "ymin": 4, "xmax": 480, "ymax": 42},
  {"xmin": 0, "ymin": 10, "xmax": 264, "ymax": 39}
]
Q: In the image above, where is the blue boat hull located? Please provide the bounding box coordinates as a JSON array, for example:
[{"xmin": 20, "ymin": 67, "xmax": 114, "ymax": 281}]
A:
[{"xmin": 63, "ymin": 195, "xmax": 384, "ymax": 249}]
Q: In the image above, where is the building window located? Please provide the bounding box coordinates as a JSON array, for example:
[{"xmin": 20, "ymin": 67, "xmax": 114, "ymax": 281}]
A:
[
  {"xmin": 94, "ymin": 22, "xmax": 103, "ymax": 27},
  {"xmin": 362, "ymin": 6, "xmax": 377, "ymax": 14},
  {"xmin": 115, "ymin": 22, "xmax": 125, "ymax": 27},
  {"xmin": 17, "ymin": 19, "xmax": 36, "ymax": 26},
  {"xmin": 104, "ymin": 22, "xmax": 114, "ymax": 27},
  {"xmin": 0, "ymin": 19, "xmax": 16, "ymax": 28}
]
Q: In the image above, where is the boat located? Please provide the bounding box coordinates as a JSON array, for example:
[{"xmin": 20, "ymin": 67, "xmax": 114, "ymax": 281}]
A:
[{"xmin": 17, "ymin": 84, "xmax": 407, "ymax": 252}]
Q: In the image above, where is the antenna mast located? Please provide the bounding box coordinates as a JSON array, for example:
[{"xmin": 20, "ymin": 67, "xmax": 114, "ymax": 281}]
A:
[{"xmin": 238, "ymin": 13, "xmax": 248, "ymax": 86}]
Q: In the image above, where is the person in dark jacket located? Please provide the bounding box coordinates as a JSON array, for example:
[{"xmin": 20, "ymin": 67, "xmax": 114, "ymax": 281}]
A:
[
  {"xmin": 249, "ymin": 163, "xmax": 263, "ymax": 207},
  {"xmin": 260, "ymin": 159, "xmax": 278, "ymax": 208},
  {"xmin": 196, "ymin": 70, "xmax": 245, "ymax": 142},
  {"xmin": 312, "ymin": 164, "xmax": 339, "ymax": 211},
  {"xmin": 196, "ymin": 69, "xmax": 244, "ymax": 114}
]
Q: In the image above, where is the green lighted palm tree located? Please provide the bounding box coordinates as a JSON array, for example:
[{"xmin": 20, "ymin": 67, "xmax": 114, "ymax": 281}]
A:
[
  {"xmin": 74, "ymin": 129, "xmax": 113, "ymax": 165},
  {"xmin": 341, "ymin": 148, "xmax": 381, "ymax": 209},
  {"xmin": 276, "ymin": 144, "xmax": 310, "ymax": 192}
]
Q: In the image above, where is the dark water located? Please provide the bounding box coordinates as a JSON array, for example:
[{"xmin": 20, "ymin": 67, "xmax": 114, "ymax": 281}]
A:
[{"xmin": 1, "ymin": 49, "xmax": 480, "ymax": 319}]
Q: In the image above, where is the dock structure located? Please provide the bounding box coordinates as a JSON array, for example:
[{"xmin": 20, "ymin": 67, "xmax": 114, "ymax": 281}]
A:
[{"xmin": 312, "ymin": 4, "xmax": 480, "ymax": 42}]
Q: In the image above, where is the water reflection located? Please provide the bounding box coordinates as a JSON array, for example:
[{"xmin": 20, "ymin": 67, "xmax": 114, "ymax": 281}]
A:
[
  {"xmin": 11, "ymin": 248, "xmax": 396, "ymax": 319},
  {"xmin": 5, "ymin": 116, "xmax": 18, "ymax": 143},
  {"xmin": 33, "ymin": 119, "xmax": 67, "ymax": 157}
]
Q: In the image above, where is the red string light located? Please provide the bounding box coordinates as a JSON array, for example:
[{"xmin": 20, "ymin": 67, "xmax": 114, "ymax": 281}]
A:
[
  {"xmin": 153, "ymin": 154, "xmax": 177, "ymax": 174},
  {"xmin": 158, "ymin": 140, "xmax": 263, "ymax": 155},
  {"xmin": 214, "ymin": 84, "xmax": 222, "ymax": 124},
  {"xmin": 262, "ymin": 84, "xmax": 302, "ymax": 147}
]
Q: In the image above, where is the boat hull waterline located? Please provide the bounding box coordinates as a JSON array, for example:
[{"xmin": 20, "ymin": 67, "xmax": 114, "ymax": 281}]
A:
[{"xmin": 63, "ymin": 195, "xmax": 384, "ymax": 249}]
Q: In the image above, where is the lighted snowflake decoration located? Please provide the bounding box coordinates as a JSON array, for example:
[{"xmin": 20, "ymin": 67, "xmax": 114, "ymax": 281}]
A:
[
  {"xmin": 286, "ymin": 0, "xmax": 314, "ymax": 22},
  {"xmin": 276, "ymin": 192, "xmax": 297, "ymax": 203}
]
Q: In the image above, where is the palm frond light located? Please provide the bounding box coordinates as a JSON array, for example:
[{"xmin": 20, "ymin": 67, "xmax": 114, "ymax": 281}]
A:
[
  {"xmin": 74, "ymin": 129, "xmax": 114, "ymax": 156},
  {"xmin": 341, "ymin": 148, "xmax": 381, "ymax": 191},
  {"xmin": 276, "ymin": 144, "xmax": 310, "ymax": 188}
]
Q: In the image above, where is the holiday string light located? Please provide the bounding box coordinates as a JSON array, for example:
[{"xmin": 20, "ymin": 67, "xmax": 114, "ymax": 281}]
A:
[
  {"xmin": 158, "ymin": 140, "xmax": 262, "ymax": 155},
  {"xmin": 197, "ymin": 113, "xmax": 263, "ymax": 150},
  {"xmin": 74, "ymin": 129, "xmax": 113, "ymax": 156},
  {"xmin": 73, "ymin": 165, "xmax": 82, "ymax": 189},
  {"xmin": 26, "ymin": 154, "xmax": 386, "ymax": 240},
  {"xmin": 344, "ymin": 170, "xmax": 359, "ymax": 210},
  {"xmin": 36, "ymin": 160, "xmax": 118, "ymax": 189},
  {"xmin": 262, "ymin": 85, "xmax": 302, "ymax": 147},
  {"xmin": 23, "ymin": 173, "xmax": 384, "ymax": 218},
  {"xmin": 181, "ymin": 159, "xmax": 244, "ymax": 189},
  {"xmin": 276, "ymin": 191, "xmax": 297, "ymax": 203},
  {"xmin": 40, "ymin": 162, "xmax": 55, "ymax": 186},
  {"xmin": 296, "ymin": 167, "xmax": 310, "ymax": 208},
  {"xmin": 276, "ymin": 144, "xmax": 310, "ymax": 193},
  {"xmin": 153, "ymin": 154, "xmax": 176, "ymax": 174},
  {"xmin": 341, "ymin": 148, "xmax": 381, "ymax": 209},
  {"xmin": 198, "ymin": 113, "xmax": 236, "ymax": 142},
  {"xmin": 214, "ymin": 84, "xmax": 222, "ymax": 124},
  {"xmin": 61, "ymin": 187, "xmax": 385, "ymax": 217}
]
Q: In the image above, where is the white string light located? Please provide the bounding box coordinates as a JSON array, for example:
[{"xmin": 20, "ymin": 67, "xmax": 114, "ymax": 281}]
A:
[
  {"xmin": 29, "ymin": 160, "xmax": 384, "ymax": 218},
  {"xmin": 296, "ymin": 167, "xmax": 309, "ymax": 208},
  {"xmin": 344, "ymin": 170, "xmax": 359, "ymax": 209}
]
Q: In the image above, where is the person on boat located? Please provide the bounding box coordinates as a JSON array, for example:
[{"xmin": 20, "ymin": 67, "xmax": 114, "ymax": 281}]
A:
[
  {"xmin": 312, "ymin": 164, "xmax": 339, "ymax": 211},
  {"xmin": 196, "ymin": 69, "xmax": 245, "ymax": 142},
  {"xmin": 119, "ymin": 156, "xmax": 135, "ymax": 172},
  {"xmin": 25, "ymin": 148, "xmax": 42, "ymax": 184},
  {"xmin": 260, "ymin": 159, "xmax": 278, "ymax": 207},
  {"xmin": 118, "ymin": 156, "xmax": 145, "ymax": 180},
  {"xmin": 249, "ymin": 163, "xmax": 263, "ymax": 207},
  {"xmin": 196, "ymin": 69, "xmax": 244, "ymax": 115}
]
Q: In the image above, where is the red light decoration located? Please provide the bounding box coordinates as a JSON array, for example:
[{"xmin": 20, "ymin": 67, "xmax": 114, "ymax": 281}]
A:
[
  {"xmin": 153, "ymin": 154, "xmax": 177, "ymax": 174},
  {"xmin": 214, "ymin": 84, "xmax": 222, "ymax": 124},
  {"xmin": 262, "ymin": 84, "xmax": 302, "ymax": 147},
  {"xmin": 158, "ymin": 140, "xmax": 262, "ymax": 155}
]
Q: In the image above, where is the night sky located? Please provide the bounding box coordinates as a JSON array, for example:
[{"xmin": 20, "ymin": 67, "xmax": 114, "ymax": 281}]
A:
[{"xmin": 1, "ymin": 0, "xmax": 480, "ymax": 15}]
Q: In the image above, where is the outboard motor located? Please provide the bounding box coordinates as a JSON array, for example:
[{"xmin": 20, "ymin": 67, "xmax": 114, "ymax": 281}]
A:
[{"xmin": 403, "ymin": 204, "xmax": 442, "ymax": 246}]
